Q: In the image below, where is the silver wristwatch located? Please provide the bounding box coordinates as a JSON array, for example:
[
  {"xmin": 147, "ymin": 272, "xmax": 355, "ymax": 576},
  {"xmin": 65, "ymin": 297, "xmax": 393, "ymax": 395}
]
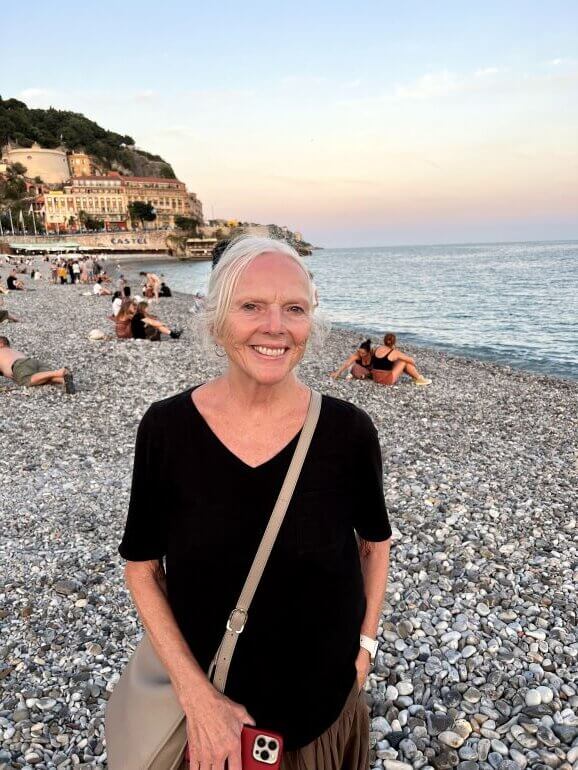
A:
[{"xmin": 360, "ymin": 634, "xmax": 379, "ymax": 663}]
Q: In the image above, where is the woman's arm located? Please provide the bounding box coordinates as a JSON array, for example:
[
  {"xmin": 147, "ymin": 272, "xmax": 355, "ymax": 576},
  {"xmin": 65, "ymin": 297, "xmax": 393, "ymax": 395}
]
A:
[
  {"xmin": 355, "ymin": 538, "xmax": 391, "ymax": 687},
  {"xmin": 358, "ymin": 538, "xmax": 391, "ymax": 637},
  {"xmin": 330, "ymin": 353, "xmax": 357, "ymax": 378},
  {"xmin": 124, "ymin": 560, "xmax": 254, "ymax": 769},
  {"xmin": 124, "ymin": 559, "xmax": 212, "ymax": 704},
  {"xmin": 393, "ymin": 350, "xmax": 415, "ymax": 365}
]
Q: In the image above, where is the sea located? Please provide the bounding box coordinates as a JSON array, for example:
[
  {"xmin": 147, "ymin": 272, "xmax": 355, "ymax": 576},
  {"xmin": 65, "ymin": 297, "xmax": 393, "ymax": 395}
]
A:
[{"xmin": 125, "ymin": 240, "xmax": 578, "ymax": 380}]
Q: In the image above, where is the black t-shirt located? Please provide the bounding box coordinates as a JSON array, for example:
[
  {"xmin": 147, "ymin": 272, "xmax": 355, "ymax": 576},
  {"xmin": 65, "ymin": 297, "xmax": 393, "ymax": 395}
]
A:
[
  {"xmin": 130, "ymin": 312, "xmax": 146, "ymax": 339},
  {"xmin": 118, "ymin": 387, "xmax": 391, "ymax": 750}
]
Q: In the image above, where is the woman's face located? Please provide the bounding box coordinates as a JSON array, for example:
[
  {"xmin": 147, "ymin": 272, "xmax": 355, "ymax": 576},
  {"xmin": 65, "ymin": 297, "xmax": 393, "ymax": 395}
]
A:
[{"xmin": 219, "ymin": 252, "xmax": 313, "ymax": 386}]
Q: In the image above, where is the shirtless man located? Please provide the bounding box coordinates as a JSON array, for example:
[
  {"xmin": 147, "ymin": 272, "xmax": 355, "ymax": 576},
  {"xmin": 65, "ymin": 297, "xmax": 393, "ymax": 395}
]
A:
[
  {"xmin": 139, "ymin": 271, "xmax": 161, "ymax": 300},
  {"xmin": 0, "ymin": 337, "xmax": 75, "ymax": 393}
]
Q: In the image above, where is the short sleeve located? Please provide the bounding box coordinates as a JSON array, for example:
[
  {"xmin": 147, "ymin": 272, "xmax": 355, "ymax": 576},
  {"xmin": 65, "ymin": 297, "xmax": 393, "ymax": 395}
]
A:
[
  {"xmin": 118, "ymin": 406, "xmax": 168, "ymax": 560},
  {"xmin": 351, "ymin": 410, "xmax": 392, "ymax": 542}
]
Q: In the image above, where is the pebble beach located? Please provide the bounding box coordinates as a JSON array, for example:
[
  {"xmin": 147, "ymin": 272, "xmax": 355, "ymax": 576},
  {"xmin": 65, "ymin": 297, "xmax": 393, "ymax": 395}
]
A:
[{"xmin": 0, "ymin": 264, "xmax": 577, "ymax": 770}]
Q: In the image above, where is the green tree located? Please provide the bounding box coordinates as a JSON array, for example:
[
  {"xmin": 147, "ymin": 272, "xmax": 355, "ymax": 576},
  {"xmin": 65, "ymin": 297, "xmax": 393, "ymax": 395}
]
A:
[
  {"xmin": 129, "ymin": 201, "xmax": 157, "ymax": 228},
  {"xmin": 0, "ymin": 96, "xmax": 173, "ymax": 176},
  {"xmin": 3, "ymin": 176, "xmax": 26, "ymax": 200},
  {"xmin": 9, "ymin": 162, "xmax": 27, "ymax": 176},
  {"xmin": 84, "ymin": 216, "xmax": 104, "ymax": 231},
  {"xmin": 174, "ymin": 215, "xmax": 201, "ymax": 234}
]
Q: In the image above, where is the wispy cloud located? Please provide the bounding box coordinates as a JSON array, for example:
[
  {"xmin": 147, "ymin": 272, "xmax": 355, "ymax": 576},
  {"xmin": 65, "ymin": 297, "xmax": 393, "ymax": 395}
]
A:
[
  {"xmin": 18, "ymin": 88, "xmax": 56, "ymax": 107},
  {"xmin": 132, "ymin": 90, "xmax": 157, "ymax": 103},
  {"xmin": 394, "ymin": 67, "xmax": 502, "ymax": 100},
  {"xmin": 280, "ymin": 75, "xmax": 328, "ymax": 87}
]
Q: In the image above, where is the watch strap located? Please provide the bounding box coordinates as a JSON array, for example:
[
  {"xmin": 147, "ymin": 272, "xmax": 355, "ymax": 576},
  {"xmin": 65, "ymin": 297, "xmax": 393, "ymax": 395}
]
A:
[{"xmin": 360, "ymin": 634, "xmax": 378, "ymax": 661}]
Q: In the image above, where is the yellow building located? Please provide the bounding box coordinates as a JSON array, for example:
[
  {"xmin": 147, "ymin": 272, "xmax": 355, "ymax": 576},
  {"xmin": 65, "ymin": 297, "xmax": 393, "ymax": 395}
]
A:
[
  {"xmin": 44, "ymin": 180, "xmax": 128, "ymax": 231},
  {"xmin": 122, "ymin": 176, "xmax": 191, "ymax": 227},
  {"xmin": 68, "ymin": 152, "xmax": 96, "ymax": 178},
  {"xmin": 41, "ymin": 173, "xmax": 201, "ymax": 231}
]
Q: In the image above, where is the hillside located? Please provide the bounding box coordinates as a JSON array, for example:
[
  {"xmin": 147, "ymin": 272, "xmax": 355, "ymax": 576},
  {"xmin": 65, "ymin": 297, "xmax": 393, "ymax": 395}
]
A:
[{"xmin": 0, "ymin": 96, "xmax": 176, "ymax": 179}]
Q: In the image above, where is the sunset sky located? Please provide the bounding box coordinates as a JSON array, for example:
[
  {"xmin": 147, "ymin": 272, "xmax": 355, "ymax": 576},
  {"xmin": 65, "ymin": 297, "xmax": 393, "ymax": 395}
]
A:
[{"xmin": 4, "ymin": 0, "xmax": 578, "ymax": 246}]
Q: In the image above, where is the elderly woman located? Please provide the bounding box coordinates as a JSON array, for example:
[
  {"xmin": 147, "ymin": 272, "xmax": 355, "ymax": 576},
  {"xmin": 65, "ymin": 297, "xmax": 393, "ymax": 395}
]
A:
[{"xmin": 118, "ymin": 237, "xmax": 391, "ymax": 770}]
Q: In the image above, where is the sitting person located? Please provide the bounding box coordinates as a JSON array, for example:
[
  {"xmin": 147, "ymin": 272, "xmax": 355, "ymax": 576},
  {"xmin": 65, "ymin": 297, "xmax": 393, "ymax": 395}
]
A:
[
  {"xmin": 331, "ymin": 339, "xmax": 373, "ymax": 379},
  {"xmin": 130, "ymin": 301, "xmax": 182, "ymax": 341},
  {"xmin": 159, "ymin": 281, "xmax": 172, "ymax": 297},
  {"xmin": 371, "ymin": 332, "xmax": 431, "ymax": 386},
  {"xmin": 0, "ymin": 337, "xmax": 75, "ymax": 393},
  {"xmin": 111, "ymin": 291, "xmax": 123, "ymax": 317},
  {"xmin": 93, "ymin": 277, "xmax": 112, "ymax": 296},
  {"xmin": 112, "ymin": 299, "xmax": 136, "ymax": 339},
  {"xmin": 7, "ymin": 270, "xmax": 24, "ymax": 291}
]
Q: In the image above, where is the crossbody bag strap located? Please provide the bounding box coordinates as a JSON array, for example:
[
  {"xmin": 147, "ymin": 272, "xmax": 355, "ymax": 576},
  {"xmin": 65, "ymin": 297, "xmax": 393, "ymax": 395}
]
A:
[{"xmin": 209, "ymin": 389, "xmax": 322, "ymax": 693}]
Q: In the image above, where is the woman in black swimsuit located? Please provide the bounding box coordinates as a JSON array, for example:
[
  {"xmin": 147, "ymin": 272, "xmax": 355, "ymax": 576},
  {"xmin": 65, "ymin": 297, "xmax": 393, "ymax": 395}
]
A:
[
  {"xmin": 371, "ymin": 332, "xmax": 431, "ymax": 386},
  {"xmin": 331, "ymin": 339, "xmax": 373, "ymax": 380}
]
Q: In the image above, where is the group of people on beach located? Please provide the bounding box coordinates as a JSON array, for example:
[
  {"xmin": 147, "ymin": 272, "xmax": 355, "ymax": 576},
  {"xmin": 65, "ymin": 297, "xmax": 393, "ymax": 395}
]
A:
[
  {"xmin": 109, "ymin": 292, "xmax": 182, "ymax": 341},
  {"xmin": 332, "ymin": 334, "xmax": 432, "ymax": 386},
  {"xmin": 0, "ymin": 256, "xmax": 182, "ymax": 393},
  {"xmin": 104, "ymin": 270, "xmax": 181, "ymax": 341},
  {"xmin": 49, "ymin": 254, "xmax": 110, "ymax": 285}
]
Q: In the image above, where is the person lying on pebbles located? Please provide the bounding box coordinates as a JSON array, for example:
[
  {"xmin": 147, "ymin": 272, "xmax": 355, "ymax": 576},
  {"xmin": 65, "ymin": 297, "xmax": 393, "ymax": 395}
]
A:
[
  {"xmin": 331, "ymin": 338, "xmax": 373, "ymax": 380},
  {"xmin": 0, "ymin": 336, "xmax": 75, "ymax": 393},
  {"xmin": 371, "ymin": 332, "xmax": 432, "ymax": 386}
]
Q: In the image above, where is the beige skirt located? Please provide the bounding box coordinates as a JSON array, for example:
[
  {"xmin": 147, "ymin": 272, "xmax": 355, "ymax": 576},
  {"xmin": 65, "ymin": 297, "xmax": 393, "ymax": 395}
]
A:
[
  {"xmin": 281, "ymin": 679, "xmax": 369, "ymax": 770},
  {"xmin": 178, "ymin": 679, "xmax": 369, "ymax": 770}
]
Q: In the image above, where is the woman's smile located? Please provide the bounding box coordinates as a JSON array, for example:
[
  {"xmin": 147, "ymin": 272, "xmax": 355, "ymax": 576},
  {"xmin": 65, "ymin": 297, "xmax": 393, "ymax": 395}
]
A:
[{"xmin": 250, "ymin": 344, "xmax": 290, "ymax": 359}]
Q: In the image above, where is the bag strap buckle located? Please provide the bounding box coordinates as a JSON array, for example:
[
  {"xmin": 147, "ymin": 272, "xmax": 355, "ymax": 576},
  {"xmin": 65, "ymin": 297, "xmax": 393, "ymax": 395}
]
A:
[{"xmin": 226, "ymin": 608, "xmax": 248, "ymax": 634}]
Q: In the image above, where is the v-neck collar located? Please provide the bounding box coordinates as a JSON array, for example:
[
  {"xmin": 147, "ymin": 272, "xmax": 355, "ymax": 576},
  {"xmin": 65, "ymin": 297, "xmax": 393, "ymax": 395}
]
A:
[{"xmin": 186, "ymin": 386, "xmax": 308, "ymax": 471}]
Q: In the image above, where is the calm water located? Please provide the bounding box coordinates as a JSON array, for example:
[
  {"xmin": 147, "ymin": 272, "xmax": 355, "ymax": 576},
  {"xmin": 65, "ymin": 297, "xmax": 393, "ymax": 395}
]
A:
[{"xmin": 126, "ymin": 241, "xmax": 578, "ymax": 380}]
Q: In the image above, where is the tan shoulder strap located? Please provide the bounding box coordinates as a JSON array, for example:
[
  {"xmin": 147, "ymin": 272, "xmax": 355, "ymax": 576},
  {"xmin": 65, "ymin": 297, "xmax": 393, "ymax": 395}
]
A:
[{"xmin": 209, "ymin": 389, "xmax": 322, "ymax": 692}]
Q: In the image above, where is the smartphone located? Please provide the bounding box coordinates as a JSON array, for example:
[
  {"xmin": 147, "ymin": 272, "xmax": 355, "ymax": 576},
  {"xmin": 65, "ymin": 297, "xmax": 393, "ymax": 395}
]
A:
[{"xmin": 183, "ymin": 726, "xmax": 283, "ymax": 768}]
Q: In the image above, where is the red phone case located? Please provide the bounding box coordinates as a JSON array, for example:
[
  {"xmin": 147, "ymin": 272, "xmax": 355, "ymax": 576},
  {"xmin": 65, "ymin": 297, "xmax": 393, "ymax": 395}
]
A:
[
  {"xmin": 183, "ymin": 726, "xmax": 284, "ymax": 768},
  {"xmin": 241, "ymin": 725, "xmax": 284, "ymax": 769}
]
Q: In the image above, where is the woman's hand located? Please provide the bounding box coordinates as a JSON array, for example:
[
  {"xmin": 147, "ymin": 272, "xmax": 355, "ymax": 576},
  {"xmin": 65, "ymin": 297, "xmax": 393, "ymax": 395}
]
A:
[
  {"xmin": 330, "ymin": 370, "xmax": 340, "ymax": 379},
  {"xmin": 183, "ymin": 686, "xmax": 255, "ymax": 770},
  {"xmin": 355, "ymin": 648, "xmax": 372, "ymax": 692}
]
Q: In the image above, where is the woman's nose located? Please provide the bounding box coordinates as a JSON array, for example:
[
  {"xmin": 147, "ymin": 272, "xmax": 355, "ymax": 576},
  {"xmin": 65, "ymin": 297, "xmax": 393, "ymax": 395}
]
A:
[{"xmin": 263, "ymin": 305, "xmax": 283, "ymax": 333}]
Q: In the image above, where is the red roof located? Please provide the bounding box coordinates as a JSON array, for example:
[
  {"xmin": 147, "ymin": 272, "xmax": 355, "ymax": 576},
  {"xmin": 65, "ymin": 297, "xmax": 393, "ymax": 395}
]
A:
[
  {"xmin": 121, "ymin": 176, "xmax": 185, "ymax": 185},
  {"xmin": 72, "ymin": 174, "xmax": 184, "ymax": 186}
]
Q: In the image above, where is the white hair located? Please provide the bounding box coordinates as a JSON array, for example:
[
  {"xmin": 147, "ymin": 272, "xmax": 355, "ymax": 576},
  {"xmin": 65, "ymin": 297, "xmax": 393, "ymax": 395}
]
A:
[{"xmin": 198, "ymin": 235, "xmax": 328, "ymax": 358}]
